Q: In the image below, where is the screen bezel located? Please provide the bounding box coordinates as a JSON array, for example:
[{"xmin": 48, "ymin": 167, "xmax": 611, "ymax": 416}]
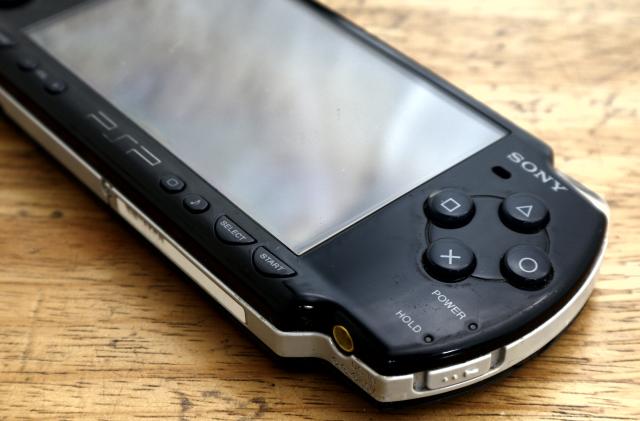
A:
[{"xmin": 21, "ymin": 0, "xmax": 510, "ymax": 256}]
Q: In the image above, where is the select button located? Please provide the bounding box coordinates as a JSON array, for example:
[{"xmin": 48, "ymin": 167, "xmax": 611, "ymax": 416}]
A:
[
  {"xmin": 253, "ymin": 247, "xmax": 295, "ymax": 278},
  {"xmin": 215, "ymin": 216, "xmax": 255, "ymax": 245}
]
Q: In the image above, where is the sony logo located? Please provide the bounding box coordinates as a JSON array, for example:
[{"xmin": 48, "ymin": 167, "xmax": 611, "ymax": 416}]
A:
[{"xmin": 507, "ymin": 152, "xmax": 568, "ymax": 192}]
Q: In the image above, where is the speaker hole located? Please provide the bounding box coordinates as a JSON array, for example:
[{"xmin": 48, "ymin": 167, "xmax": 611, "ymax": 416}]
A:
[{"xmin": 492, "ymin": 166, "xmax": 511, "ymax": 179}]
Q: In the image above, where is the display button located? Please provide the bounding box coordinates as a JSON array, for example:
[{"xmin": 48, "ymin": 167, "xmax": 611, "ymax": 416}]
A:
[
  {"xmin": 183, "ymin": 194, "xmax": 209, "ymax": 214},
  {"xmin": 17, "ymin": 57, "xmax": 38, "ymax": 72},
  {"xmin": 44, "ymin": 80, "xmax": 67, "ymax": 95},
  {"xmin": 215, "ymin": 216, "xmax": 255, "ymax": 245},
  {"xmin": 160, "ymin": 174, "xmax": 185, "ymax": 193},
  {"xmin": 253, "ymin": 247, "xmax": 295, "ymax": 277},
  {"xmin": 0, "ymin": 29, "xmax": 15, "ymax": 48},
  {"xmin": 423, "ymin": 238, "xmax": 475, "ymax": 282},
  {"xmin": 499, "ymin": 193, "xmax": 549, "ymax": 233},
  {"xmin": 425, "ymin": 189, "xmax": 475, "ymax": 228},
  {"xmin": 502, "ymin": 245, "xmax": 552, "ymax": 290}
]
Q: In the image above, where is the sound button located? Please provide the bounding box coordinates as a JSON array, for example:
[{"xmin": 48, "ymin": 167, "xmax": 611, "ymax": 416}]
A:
[{"xmin": 183, "ymin": 194, "xmax": 209, "ymax": 214}]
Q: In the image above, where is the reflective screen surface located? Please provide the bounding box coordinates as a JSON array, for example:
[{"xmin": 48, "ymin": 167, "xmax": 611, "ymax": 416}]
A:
[{"xmin": 29, "ymin": 0, "xmax": 506, "ymax": 254}]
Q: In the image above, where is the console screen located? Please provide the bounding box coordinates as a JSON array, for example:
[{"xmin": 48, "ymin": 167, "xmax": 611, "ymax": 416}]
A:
[{"xmin": 29, "ymin": 0, "xmax": 506, "ymax": 253}]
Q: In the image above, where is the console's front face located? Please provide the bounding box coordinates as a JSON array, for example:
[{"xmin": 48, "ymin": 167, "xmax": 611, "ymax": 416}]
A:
[
  {"xmin": 26, "ymin": 0, "xmax": 508, "ymax": 256},
  {"xmin": 0, "ymin": 0, "xmax": 606, "ymax": 382}
]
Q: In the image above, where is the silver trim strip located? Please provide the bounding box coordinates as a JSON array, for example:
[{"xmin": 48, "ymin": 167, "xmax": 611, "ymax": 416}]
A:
[
  {"xmin": 110, "ymin": 190, "xmax": 247, "ymax": 324},
  {"xmin": 0, "ymin": 86, "xmax": 608, "ymax": 403},
  {"xmin": 0, "ymin": 86, "xmax": 107, "ymax": 201}
]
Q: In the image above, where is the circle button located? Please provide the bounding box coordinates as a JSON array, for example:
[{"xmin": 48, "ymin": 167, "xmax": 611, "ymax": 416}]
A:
[
  {"xmin": 502, "ymin": 245, "xmax": 552, "ymax": 290},
  {"xmin": 499, "ymin": 193, "xmax": 549, "ymax": 233},
  {"xmin": 423, "ymin": 238, "xmax": 476, "ymax": 282},
  {"xmin": 425, "ymin": 189, "xmax": 475, "ymax": 228}
]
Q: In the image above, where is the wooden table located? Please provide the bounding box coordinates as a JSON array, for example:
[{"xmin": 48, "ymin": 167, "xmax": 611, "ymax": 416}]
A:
[{"xmin": 1, "ymin": 0, "xmax": 638, "ymax": 419}]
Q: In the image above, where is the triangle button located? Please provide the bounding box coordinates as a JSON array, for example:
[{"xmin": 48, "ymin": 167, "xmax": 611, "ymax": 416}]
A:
[
  {"xmin": 516, "ymin": 205, "xmax": 533, "ymax": 218},
  {"xmin": 501, "ymin": 193, "xmax": 549, "ymax": 233}
]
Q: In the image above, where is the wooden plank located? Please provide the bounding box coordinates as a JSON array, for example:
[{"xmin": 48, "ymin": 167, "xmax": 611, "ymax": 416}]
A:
[{"xmin": 0, "ymin": 0, "xmax": 638, "ymax": 419}]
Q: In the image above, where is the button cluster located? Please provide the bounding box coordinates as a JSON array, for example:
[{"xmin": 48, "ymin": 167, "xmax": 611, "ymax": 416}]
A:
[
  {"xmin": 424, "ymin": 188, "xmax": 552, "ymax": 289},
  {"xmin": 0, "ymin": 29, "xmax": 68, "ymax": 95},
  {"xmin": 158, "ymin": 174, "xmax": 295, "ymax": 278}
]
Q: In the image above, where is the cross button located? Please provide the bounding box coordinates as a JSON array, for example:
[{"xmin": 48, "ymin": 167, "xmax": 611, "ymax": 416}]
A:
[
  {"xmin": 424, "ymin": 238, "xmax": 476, "ymax": 282},
  {"xmin": 440, "ymin": 249, "xmax": 462, "ymax": 266}
]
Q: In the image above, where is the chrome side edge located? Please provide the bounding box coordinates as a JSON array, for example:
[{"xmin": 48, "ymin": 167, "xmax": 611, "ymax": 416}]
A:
[
  {"xmin": 0, "ymin": 86, "xmax": 108, "ymax": 201},
  {"xmin": 0, "ymin": 86, "xmax": 608, "ymax": 403},
  {"xmin": 109, "ymin": 189, "xmax": 247, "ymax": 324}
]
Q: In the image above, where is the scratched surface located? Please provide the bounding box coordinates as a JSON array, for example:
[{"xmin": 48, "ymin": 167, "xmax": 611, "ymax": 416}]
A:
[{"xmin": 0, "ymin": 0, "xmax": 639, "ymax": 419}]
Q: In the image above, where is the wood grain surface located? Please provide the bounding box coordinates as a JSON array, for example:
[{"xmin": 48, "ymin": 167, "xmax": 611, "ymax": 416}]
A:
[{"xmin": 1, "ymin": 0, "xmax": 639, "ymax": 419}]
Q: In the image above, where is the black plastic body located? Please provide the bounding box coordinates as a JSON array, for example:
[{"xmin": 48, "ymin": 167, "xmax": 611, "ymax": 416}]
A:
[{"xmin": 0, "ymin": 0, "xmax": 606, "ymax": 377}]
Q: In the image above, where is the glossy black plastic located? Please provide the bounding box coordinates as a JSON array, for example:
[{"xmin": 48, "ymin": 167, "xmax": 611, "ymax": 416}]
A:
[{"xmin": 0, "ymin": 0, "xmax": 606, "ymax": 378}]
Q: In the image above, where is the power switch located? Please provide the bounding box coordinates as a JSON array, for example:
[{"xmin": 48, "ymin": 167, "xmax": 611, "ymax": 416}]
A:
[{"xmin": 426, "ymin": 353, "xmax": 492, "ymax": 390}]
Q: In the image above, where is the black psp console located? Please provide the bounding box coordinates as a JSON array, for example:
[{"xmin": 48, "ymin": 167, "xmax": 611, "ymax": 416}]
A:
[{"xmin": 0, "ymin": 0, "xmax": 608, "ymax": 403}]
